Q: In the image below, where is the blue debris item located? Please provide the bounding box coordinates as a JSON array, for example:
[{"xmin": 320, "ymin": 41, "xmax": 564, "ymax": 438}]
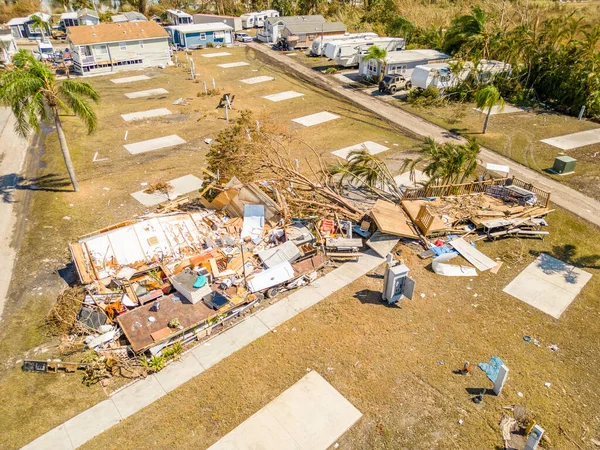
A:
[
  {"xmin": 193, "ymin": 275, "xmax": 207, "ymax": 289},
  {"xmin": 478, "ymin": 356, "xmax": 505, "ymax": 383},
  {"xmin": 430, "ymin": 244, "xmax": 457, "ymax": 257}
]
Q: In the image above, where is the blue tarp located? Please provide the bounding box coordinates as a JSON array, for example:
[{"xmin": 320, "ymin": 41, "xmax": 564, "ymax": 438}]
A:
[{"xmin": 478, "ymin": 356, "xmax": 505, "ymax": 382}]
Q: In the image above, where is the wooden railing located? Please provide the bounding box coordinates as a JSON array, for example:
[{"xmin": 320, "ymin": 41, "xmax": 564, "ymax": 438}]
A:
[
  {"xmin": 402, "ymin": 178, "xmax": 507, "ymax": 200},
  {"xmin": 415, "ymin": 205, "xmax": 435, "ymax": 234},
  {"xmin": 401, "ymin": 176, "xmax": 551, "ymax": 208}
]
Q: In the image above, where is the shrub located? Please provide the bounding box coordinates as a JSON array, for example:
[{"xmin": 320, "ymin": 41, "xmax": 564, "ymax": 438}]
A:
[
  {"xmin": 408, "ymin": 85, "xmax": 443, "ymax": 106},
  {"xmin": 141, "ymin": 355, "xmax": 166, "ymax": 373},
  {"xmin": 206, "ymin": 42, "xmax": 215, "ymax": 48},
  {"xmin": 325, "ymin": 67, "xmax": 338, "ymax": 75}
]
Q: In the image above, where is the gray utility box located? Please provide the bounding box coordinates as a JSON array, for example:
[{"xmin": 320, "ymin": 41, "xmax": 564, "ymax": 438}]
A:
[
  {"xmin": 552, "ymin": 156, "xmax": 576, "ymax": 174},
  {"xmin": 382, "ymin": 264, "xmax": 415, "ymax": 304}
]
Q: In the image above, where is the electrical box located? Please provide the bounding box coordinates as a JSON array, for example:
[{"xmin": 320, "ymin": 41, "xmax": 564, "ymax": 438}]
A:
[
  {"xmin": 524, "ymin": 425, "xmax": 544, "ymax": 450},
  {"xmin": 552, "ymin": 156, "xmax": 576, "ymax": 174},
  {"xmin": 382, "ymin": 264, "xmax": 415, "ymax": 304}
]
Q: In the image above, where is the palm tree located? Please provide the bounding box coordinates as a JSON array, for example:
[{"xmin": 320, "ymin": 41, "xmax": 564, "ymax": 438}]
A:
[
  {"xmin": 401, "ymin": 137, "xmax": 481, "ymax": 186},
  {"xmin": 475, "ymin": 85, "xmax": 504, "ymax": 134},
  {"xmin": 0, "ymin": 50, "xmax": 99, "ymax": 192},
  {"xmin": 29, "ymin": 14, "xmax": 48, "ymax": 41},
  {"xmin": 362, "ymin": 46, "xmax": 387, "ymax": 80},
  {"xmin": 388, "ymin": 16, "xmax": 415, "ymax": 45},
  {"xmin": 444, "ymin": 7, "xmax": 493, "ymax": 59}
]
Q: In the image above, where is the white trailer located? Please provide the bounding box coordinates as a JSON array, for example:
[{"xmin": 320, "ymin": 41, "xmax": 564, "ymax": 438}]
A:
[
  {"xmin": 410, "ymin": 63, "xmax": 469, "ymax": 90},
  {"xmin": 310, "ymin": 32, "xmax": 378, "ymax": 56},
  {"xmin": 240, "ymin": 10, "xmax": 279, "ymax": 29},
  {"xmin": 324, "ymin": 37, "xmax": 405, "ymax": 67}
]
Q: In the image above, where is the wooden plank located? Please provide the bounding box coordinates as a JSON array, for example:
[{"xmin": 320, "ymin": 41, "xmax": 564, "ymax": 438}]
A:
[
  {"xmin": 69, "ymin": 242, "xmax": 93, "ymax": 284},
  {"xmin": 449, "ymin": 238, "xmax": 497, "ymax": 271},
  {"xmin": 370, "ymin": 200, "xmax": 418, "ymax": 238}
]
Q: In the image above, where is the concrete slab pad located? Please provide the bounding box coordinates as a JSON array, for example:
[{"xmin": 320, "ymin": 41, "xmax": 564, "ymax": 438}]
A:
[
  {"xmin": 225, "ymin": 315, "xmax": 271, "ymax": 348},
  {"xmin": 154, "ymin": 353, "xmax": 205, "ymax": 392},
  {"xmin": 130, "ymin": 174, "xmax": 203, "ymax": 206},
  {"xmin": 208, "ymin": 371, "xmax": 362, "ymax": 450},
  {"xmin": 64, "ymin": 400, "xmax": 121, "ymax": 448},
  {"xmin": 110, "ymin": 374, "xmax": 166, "ymax": 419},
  {"xmin": 285, "ymin": 288, "xmax": 325, "ymax": 313},
  {"xmin": 292, "ymin": 111, "xmax": 340, "ymax": 127},
  {"xmin": 124, "ymin": 134, "xmax": 186, "ymax": 155},
  {"xmin": 331, "ymin": 141, "xmax": 389, "ymax": 160},
  {"xmin": 255, "ymin": 300, "xmax": 298, "ymax": 329},
  {"xmin": 241, "ymin": 76, "xmax": 274, "ymax": 84},
  {"xmin": 333, "ymin": 71, "xmax": 361, "ymax": 84},
  {"xmin": 21, "ymin": 424, "xmax": 73, "ymax": 450},
  {"xmin": 201, "ymin": 52, "xmax": 232, "ymax": 58},
  {"xmin": 111, "ymin": 75, "xmax": 150, "ymax": 84},
  {"xmin": 540, "ymin": 128, "xmax": 600, "ymax": 150},
  {"xmin": 503, "ymin": 253, "xmax": 592, "ymax": 318},
  {"xmin": 474, "ymin": 104, "xmax": 523, "ymax": 115},
  {"xmin": 121, "ymin": 108, "xmax": 172, "ymax": 122},
  {"xmin": 191, "ymin": 332, "xmax": 239, "ymax": 370},
  {"xmin": 125, "ymin": 88, "xmax": 169, "ymax": 99},
  {"xmin": 394, "ymin": 170, "xmax": 429, "ymax": 189},
  {"xmin": 218, "ymin": 62, "xmax": 250, "ymax": 68},
  {"xmin": 263, "ymin": 91, "xmax": 304, "ymax": 102}
]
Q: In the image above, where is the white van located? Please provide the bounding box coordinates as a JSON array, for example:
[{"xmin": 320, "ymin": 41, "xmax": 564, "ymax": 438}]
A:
[{"xmin": 241, "ymin": 10, "xmax": 279, "ymax": 29}]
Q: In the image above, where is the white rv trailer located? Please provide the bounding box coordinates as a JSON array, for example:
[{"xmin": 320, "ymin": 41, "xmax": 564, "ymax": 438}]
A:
[
  {"xmin": 310, "ymin": 32, "xmax": 378, "ymax": 56},
  {"xmin": 324, "ymin": 37, "xmax": 405, "ymax": 67},
  {"xmin": 410, "ymin": 63, "xmax": 470, "ymax": 90},
  {"xmin": 240, "ymin": 10, "xmax": 279, "ymax": 28}
]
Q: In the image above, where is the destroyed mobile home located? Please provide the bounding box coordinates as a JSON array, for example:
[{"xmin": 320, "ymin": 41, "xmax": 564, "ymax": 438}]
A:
[{"xmin": 35, "ymin": 172, "xmax": 551, "ymax": 375}]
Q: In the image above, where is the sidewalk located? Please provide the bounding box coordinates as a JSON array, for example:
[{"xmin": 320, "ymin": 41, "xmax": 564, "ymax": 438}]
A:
[
  {"xmin": 22, "ymin": 251, "xmax": 384, "ymax": 449},
  {"xmin": 249, "ymin": 43, "xmax": 600, "ymax": 228}
]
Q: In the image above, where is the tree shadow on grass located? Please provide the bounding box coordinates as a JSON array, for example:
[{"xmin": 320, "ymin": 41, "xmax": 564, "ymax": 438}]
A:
[
  {"xmin": 530, "ymin": 245, "xmax": 600, "ymax": 271},
  {"xmin": 0, "ymin": 173, "xmax": 73, "ymax": 203}
]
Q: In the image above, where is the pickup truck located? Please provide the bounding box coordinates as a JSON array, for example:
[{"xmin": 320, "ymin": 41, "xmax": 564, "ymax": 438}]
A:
[{"xmin": 378, "ymin": 74, "xmax": 412, "ymax": 94}]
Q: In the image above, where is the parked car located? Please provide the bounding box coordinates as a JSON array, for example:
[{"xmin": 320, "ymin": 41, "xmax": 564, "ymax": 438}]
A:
[
  {"xmin": 378, "ymin": 74, "xmax": 411, "ymax": 94},
  {"xmin": 235, "ymin": 32, "xmax": 253, "ymax": 43}
]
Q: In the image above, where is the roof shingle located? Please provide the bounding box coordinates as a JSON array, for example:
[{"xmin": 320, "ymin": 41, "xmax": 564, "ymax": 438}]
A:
[{"xmin": 67, "ymin": 21, "xmax": 168, "ymax": 45}]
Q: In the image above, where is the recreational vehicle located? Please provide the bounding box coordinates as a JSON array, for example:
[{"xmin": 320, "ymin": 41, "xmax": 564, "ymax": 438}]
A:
[
  {"xmin": 324, "ymin": 37, "xmax": 405, "ymax": 67},
  {"xmin": 310, "ymin": 32, "xmax": 378, "ymax": 56},
  {"xmin": 411, "ymin": 63, "xmax": 470, "ymax": 90},
  {"xmin": 240, "ymin": 10, "xmax": 279, "ymax": 29},
  {"xmin": 358, "ymin": 49, "xmax": 449, "ymax": 79}
]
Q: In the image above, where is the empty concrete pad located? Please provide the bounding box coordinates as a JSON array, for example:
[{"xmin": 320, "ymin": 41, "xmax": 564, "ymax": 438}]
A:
[
  {"xmin": 124, "ymin": 134, "xmax": 186, "ymax": 155},
  {"xmin": 332, "ymin": 141, "xmax": 389, "ymax": 160},
  {"xmin": 540, "ymin": 128, "xmax": 600, "ymax": 150},
  {"xmin": 208, "ymin": 371, "xmax": 362, "ymax": 450},
  {"xmin": 110, "ymin": 374, "xmax": 166, "ymax": 419},
  {"xmin": 241, "ymin": 75, "xmax": 274, "ymax": 84},
  {"xmin": 111, "ymin": 75, "xmax": 150, "ymax": 84},
  {"xmin": 125, "ymin": 88, "xmax": 169, "ymax": 99},
  {"xmin": 131, "ymin": 174, "xmax": 203, "ymax": 206},
  {"xmin": 263, "ymin": 91, "xmax": 304, "ymax": 102},
  {"xmin": 503, "ymin": 253, "xmax": 592, "ymax": 319},
  {"xmin": 121, "ymin": 108, "xmax": 172, "ymax": 122},
  {"xmin": 333, "ymin": 71, "xmax": 360, "ymax": 84},
  {"xmin": 293, "ymin": 111, "xmax": 340, "ymax": 127},
  {"xmin": 474, "ymin": 104, "xmax": 523, "ymax": 115},
  {"xmin": 218, "ymin": 62, "xmax": 250, "ymax": 68},
  {"xmin": 21, "ymin": 425, "xmax": 73, "ymax": 450},
  {"xmin": 394, "ymin": 170, "xmax": 429, "ymax": 189},
  {"xmin": 201, "ymin": 52, "xmax": 232, "ymax": 58},
  {"xmin": 63, "ymin": 400, "xmax": 122, "ymax": 448}
]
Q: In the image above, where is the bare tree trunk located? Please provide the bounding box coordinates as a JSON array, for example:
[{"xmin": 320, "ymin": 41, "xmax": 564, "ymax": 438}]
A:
[
  {"xmin": 54, "ymin": 112, "xmax": 79, "ymax": 192},
  {"xmin": 483, "ymin": 107, "xmax": 492, "ymax": 134}
]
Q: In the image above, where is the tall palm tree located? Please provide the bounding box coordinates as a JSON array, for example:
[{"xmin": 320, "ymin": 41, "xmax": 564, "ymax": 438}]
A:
[
  {"xmin": 444, "ymin": 6, "xmax": 493, "ymax": 59},
  {"xmin": 29, "ymin": 14, "xmax": 48, "ymax": 41},
  {"xmin": 362, "ymin": 46, "xmax": 387, "ymax": 80},
  {"xmin": 475, "ymin": 85, "xmax": 504, "ymax": 134},
  {"xmin": 0, "ymin": 50, "xmax": 99, "ymax": 192}
]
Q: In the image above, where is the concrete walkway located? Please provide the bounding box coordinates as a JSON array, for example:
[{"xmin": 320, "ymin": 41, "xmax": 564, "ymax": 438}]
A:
[
  {"xmin": 0, "ymin": 107, "xmax": 29, "ymax": 322},
  {"xmin": 22, "ymin": 251, "xmax": 383, "ymax": 449},
  {"xmin": 248, "ymin": 43, "xmax": 600, "ymax": 228}
]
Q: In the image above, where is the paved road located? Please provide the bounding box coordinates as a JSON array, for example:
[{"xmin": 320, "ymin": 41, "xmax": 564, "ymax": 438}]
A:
[
  {"xmin": 0, "ymin": 107, "xmax": 29, "ymax": 321},
  {"xmin": 249, "ymin": 42, "xmax": 600, "ymax": 228}
]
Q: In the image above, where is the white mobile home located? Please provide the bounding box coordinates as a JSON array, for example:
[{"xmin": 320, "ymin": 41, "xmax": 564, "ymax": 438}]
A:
[
  {"xmin": 67, "ymin": 21, "xmax": 171, "ymax": 76},
  {"xmin": 59, "ymin": 8, "xmax": 100, "ymax": 30},
  {"xmin": 240, "ymin": 10, "xmax": 279, "ymax": 29},
  {"xmin": 359, "ymin": 49, "xmax": 449, "ymax": 79},
  {"xmin": 193, "ymin": 13, "xmax": 242, "ymax": 32},
  {"xmin": 259, "ymin": 14, "xmax": 323, "ymax": 43},
  {"xmin": 166, "ymin": 9, "xmax": 193, "ymax": 25},
  {"xmin": 325, "ymin": 37, "xmax": 405, "ymax": 67},
  {"xmin": 310, "ymin": 32, "xmax": 378, "ymax": 56},
  {"xmin": 6, "ymin": 12, "xmax": 51, "ymax": 39}
]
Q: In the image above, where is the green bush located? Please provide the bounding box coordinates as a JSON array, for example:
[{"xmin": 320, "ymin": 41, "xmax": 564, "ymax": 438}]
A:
[
  {"xmin": 141, "ymin": 355, "xmax": 166, "ymax": 372},
  {"xmin": 408, "ymin": 85, "xmax": 442, "ymax": 106},
  {"xmin": 325, "ymin": 67, "xmax": 338, "ymax": 75}
]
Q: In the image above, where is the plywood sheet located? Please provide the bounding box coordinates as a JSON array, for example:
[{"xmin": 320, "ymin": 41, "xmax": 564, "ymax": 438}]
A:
[
  {"xmin": 370, "ymin": 200, "xmax": 418, "ymax": 238},
  {"xmin": 449, "ymin": 238, "xmax": 496, "ymax": 271}
]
